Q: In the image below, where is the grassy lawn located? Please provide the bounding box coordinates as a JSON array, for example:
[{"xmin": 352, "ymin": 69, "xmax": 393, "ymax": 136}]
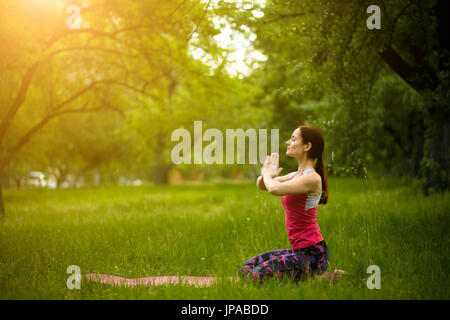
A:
[{"xmin": 0, "ymin": 177, "xmax": 448, "ymax": 299}]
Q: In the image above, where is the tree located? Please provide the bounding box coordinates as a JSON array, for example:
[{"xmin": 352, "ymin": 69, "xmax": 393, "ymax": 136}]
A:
[
  {"xmin": 0, "ymin": 0, "xmax": 229, "ymax": 214},
  {"xmin": 220, "ymin": 0, "xmax": 449, "ymax": 193}
]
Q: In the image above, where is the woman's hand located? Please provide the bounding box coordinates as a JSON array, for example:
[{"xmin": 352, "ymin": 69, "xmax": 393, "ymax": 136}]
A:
[{"xmin": 261, "ymin": 153, "xmax": 283, "ymax": 178}]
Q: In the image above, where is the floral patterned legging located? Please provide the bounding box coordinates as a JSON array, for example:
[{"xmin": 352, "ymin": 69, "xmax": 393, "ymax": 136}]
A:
[{"xmin": 238, "ymin": 240, "xmax": 330, "ymax": 283}]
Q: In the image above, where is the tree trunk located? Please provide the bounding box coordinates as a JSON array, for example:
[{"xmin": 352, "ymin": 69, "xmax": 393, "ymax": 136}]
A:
[
  {"xmin": 152, "ymin": 147, "xmax": 173, "ymax": 185},
  {"xmin": 153, "ymin": 163, "xmax": 172, "ymax": 185},
  {"xmin": 0, "ymin": 169, "xmax": 5, "ymax": 216},
  {"xmin": 15, "ymin": 174, "xmax": 22, "ymax": 188},
  {"xmin": 423, "ymin": 118, "xmax": 450, "ymax": 195},
  {"xmin": 55, "ymin": 167, "xmax": 69, "ymax": 189},
  {"xmin": 74, "ymin": 162, "xmax": 99, "ymax": 187}
]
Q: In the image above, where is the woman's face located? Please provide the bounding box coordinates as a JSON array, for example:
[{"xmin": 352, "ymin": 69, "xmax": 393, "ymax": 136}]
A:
[{"xmin": 285, "ymin": 128, "xmax": 310, "ymax": 158}]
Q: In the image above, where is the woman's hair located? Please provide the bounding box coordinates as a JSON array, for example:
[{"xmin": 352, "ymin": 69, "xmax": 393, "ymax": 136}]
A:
[{"xmin": 298, "ymin": 126, "xmax": 328, "ymax": 205}]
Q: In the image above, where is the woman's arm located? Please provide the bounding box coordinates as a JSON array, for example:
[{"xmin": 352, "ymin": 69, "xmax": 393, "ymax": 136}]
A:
[
  {"xmin": 256, "ymin": 175, "xmax": 267, "ymax": 190},
  {"xmin": 262, "ymin": 173, "xmax": 319, "ymax": 196},
  {"xmin": 256, "ymin": 172, "xmax": 295, "ymax": 191}
]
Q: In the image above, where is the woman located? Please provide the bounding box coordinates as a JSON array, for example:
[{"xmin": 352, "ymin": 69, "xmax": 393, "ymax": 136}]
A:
[
  {"xmin": 84, "ymin": 125, "xmax": 344, "ymax": 288},
  {"xmin": 238, "ymin": 125, "xmax": 344, "ymax": 283}
]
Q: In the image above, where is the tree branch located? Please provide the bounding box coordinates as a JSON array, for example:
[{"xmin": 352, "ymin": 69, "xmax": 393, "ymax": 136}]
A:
[
  {"xmin": 245, "ymin": 12, "xmax": 314, "ymax": 26},
  {"xmin": 1, "ymin": 103, "xmax": 121, "ymax": 169},
  {"xmin": 0, "ymin": 61, "xmax": 40, "ymax": 146},
  {"xmin": 387, "ymin": 0, "xmax": 415, "ymax": 46},
  {"xmin": 379, "ymin": 45, "xmax": 438, "ymax": 92},
  {"xmin": 44, "ymin": 46, "xmax": 138, "ymax": 61},
  {"xmin": 185, "ymin": 0, "xmax": 211, "ymax": 46}
]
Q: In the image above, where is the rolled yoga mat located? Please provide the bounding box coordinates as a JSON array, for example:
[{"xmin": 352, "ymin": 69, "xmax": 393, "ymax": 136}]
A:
[{"xmin": 83, "ymin": 274, "xmax": 237, "ymax": 288}]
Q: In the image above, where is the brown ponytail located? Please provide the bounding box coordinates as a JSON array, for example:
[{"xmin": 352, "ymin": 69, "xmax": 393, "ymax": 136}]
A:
[
  {"xmin": 315, "ymin": 156, "xmax": 328, "ymax": 205},
  {"xmin": 299, "ymin": 126, "xmax": 328, "ymax": 205}
]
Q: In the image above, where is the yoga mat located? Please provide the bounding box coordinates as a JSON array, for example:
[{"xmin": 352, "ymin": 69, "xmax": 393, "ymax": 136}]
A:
[{"xmin": 83, "ymin": 274, "xmax": 236, "ymax": 288}]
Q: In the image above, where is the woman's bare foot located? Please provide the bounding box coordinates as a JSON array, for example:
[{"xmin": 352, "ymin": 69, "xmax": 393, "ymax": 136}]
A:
[
  {"xmin": 331, "ymin": 269, "xmax": 347, "ymax": 282},
  {"xmin": 317, "ymin": 269, "xmax": 347, "ymax": 283}
]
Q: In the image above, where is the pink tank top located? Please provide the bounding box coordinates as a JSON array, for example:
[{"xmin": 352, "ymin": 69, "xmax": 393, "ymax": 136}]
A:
[{"xmin": 281, "ymin": 168, "xmax": 323, "ymax": 250}]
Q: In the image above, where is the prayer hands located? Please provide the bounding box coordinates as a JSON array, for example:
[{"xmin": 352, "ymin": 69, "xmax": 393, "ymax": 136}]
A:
[{"xmin": 261, "ymin": 153, "xmax": 283, "ymax": 178}]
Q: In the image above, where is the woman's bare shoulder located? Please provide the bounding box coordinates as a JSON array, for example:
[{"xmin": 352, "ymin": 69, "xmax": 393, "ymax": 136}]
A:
[
  {"xmin": 305, "ymin": 171, "xmax": 321, "ymax": 183},
  {"xmin": 310, "ymin": 171, "xmax": 322, "ymax": 194}
]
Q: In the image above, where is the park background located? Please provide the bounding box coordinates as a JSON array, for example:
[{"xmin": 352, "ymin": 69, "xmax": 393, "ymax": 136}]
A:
[{"xmin": 0, "ymin": 0, "xmax": 448, "ymax": 299}]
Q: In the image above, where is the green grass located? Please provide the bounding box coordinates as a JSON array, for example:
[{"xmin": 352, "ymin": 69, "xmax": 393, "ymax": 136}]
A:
[{"xmin": 0, "ymin": 177, "xmax": 449, "ymax": 299}]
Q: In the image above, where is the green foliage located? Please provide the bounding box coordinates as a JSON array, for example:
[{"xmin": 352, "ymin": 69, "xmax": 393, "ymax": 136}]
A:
[
  {"xmin": 1, "ymin": 0, "xmax": 264, "ymax": 186},
  {"xmin": 1, "ymin": 0, "xmax": 448, "ymax": 193},
  {"xmin": 218, "ymin": 0, "xmax": 448, "ymax": 188}
]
